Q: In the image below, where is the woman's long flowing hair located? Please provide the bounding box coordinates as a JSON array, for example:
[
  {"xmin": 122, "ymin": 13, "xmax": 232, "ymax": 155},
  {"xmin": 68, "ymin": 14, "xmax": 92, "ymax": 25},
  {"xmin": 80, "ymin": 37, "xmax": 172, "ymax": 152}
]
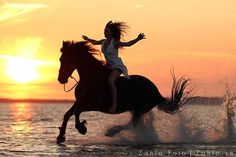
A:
[{"xmin": 105, "ymin": 20, "xmax": 129, "ymax": 41}]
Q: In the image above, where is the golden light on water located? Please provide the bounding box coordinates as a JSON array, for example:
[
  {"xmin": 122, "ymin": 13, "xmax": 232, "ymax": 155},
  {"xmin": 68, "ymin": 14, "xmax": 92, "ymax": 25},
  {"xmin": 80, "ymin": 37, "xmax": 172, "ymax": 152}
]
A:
[{"xmin": 10, "ymin": 103, "xmax": 32, "ymax": 133}]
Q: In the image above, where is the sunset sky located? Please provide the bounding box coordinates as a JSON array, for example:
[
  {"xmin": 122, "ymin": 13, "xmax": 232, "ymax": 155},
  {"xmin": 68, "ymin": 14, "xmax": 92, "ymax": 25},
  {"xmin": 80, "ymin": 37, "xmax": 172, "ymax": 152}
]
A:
[{"xmin": 0, "ymin": 0, "xmax": 235, "ymax": 100}]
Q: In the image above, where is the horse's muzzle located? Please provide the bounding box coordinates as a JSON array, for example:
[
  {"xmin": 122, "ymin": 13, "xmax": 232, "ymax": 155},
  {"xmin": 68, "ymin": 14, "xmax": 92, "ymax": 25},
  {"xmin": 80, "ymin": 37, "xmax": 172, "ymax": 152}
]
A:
[{"xmin": 58, "ymin": 77, "xmax": 68, "ymax": 84}]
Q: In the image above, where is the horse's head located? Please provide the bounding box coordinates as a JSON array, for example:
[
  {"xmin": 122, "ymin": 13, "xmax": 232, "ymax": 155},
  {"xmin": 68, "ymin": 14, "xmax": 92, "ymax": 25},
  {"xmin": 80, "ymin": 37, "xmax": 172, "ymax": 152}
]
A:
[
  {"xmin": 58, "ymin": 40, "xmax": 100, "ymax": 84},
  {"xmin": 58, "ymin": 41, "xmax": 78, "ymax": 84}
]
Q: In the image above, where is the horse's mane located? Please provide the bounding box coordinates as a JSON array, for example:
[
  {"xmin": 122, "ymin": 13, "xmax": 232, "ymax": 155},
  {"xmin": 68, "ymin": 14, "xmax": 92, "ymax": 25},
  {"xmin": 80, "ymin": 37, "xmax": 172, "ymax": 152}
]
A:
[
  {"xmin": 76, "ymin": 41, "xmax": 106, "ymax": 66},
  {"xmin": 75, "ymin": 41, "xmax": 98, "ymax": 54},
  {"xmin": 63, "ymin": 40, "xmax": 105, "ymax": 66}
]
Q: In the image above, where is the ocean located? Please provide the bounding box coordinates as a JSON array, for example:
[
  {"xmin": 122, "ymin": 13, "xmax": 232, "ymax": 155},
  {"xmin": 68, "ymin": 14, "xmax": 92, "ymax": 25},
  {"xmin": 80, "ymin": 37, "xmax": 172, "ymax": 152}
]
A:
[{"xmin": 0, "ymin": 98, "xmax": 235, "ymax": 157}]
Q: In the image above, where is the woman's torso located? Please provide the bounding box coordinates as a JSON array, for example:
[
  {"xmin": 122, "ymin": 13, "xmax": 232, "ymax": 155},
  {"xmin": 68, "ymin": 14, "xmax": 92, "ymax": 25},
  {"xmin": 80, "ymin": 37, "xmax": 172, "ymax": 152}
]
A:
[{"xmin": 101, "ymin": 38, "xmax": 119, "ymax": 65}]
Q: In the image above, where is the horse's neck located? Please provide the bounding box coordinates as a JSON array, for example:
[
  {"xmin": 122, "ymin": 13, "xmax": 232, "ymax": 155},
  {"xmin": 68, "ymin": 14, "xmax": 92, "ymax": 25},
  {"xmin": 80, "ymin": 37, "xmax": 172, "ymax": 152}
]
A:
[
  {"xmin": 75, "ymin": 52, "xmax": 109, "ymax": 87},
  {"xmin": 76, "ymin": 65, "xmax": 108, "ymax": 87}
]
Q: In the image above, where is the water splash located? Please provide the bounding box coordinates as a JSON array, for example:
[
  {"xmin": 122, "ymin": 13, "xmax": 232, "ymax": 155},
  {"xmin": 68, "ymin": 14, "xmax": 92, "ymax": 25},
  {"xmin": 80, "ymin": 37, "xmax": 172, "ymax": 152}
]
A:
[
  {"xmin": 104, "ymin": 89, "xmax": 236, "ymax": 144},
  {"xmin": 177, "ymin": 111, "xmax": 205, "ymax": 143},
  {"xmin": 106, "ymin": 111, "xmax": 160, "ymax": 144},
  {"xmin": 132, "ymin": 111, "xmax": 160, "ymax": 144},
  {"xmin": 176, "ymin": 94, "xmax": 236, "ymax": 143},
  {"xmin": 221, "ymin": 93, "xmax": 236, "ymax": 142}
]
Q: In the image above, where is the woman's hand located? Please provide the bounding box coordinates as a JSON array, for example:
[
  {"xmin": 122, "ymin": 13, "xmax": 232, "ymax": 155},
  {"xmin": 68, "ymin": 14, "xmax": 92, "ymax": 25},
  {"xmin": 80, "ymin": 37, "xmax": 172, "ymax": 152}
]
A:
[
  {"xmin": 82, "ymin": 36, "xmax": 104, "ymax": 45},
  {"xmin": 82, "ymin": 35, "xmax": 89, "ymax": 41},
  {"xmin": 137, "ymin": 33, "xmax": 146, "ymax": 40}
]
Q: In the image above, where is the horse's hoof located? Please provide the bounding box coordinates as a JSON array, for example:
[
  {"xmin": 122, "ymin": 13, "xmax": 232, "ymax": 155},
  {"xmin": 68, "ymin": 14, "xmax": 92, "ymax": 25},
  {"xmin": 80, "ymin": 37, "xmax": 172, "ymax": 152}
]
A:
[
  {"xmin": 56, "ymin": 135, "xmax": 65, "ymax": 144},
  {"xmin": 105, "ymin": 131, "xmax": 116, "ymax": 137},
  {"xmin": 105, "ymin": 126, "xmax": 124, "ymax": 137},
  {"xmin": 75, "ymin": 124, "xmax": 87, "ymax": 135}
]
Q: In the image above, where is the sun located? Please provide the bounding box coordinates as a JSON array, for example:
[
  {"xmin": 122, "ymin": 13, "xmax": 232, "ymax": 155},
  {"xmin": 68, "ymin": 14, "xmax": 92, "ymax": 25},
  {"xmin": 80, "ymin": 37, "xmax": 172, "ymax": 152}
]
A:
[{"xmin": 6, "ymin": 56, "xmax": 41, "ymax": 83}]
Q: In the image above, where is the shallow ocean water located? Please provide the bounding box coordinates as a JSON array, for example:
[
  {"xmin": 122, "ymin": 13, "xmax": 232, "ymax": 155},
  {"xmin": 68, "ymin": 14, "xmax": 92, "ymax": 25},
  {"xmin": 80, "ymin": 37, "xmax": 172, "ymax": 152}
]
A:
[{"xmin": 0, "ymin": 100, "xmax": 235, "ymax": 157}]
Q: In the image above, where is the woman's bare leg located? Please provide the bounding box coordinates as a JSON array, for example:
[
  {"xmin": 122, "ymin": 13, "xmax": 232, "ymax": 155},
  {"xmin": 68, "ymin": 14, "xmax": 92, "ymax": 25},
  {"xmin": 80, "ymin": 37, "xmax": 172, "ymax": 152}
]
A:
[{"xmin": 108, "ymin": 69, "xmax": 121, "ymax": 113}]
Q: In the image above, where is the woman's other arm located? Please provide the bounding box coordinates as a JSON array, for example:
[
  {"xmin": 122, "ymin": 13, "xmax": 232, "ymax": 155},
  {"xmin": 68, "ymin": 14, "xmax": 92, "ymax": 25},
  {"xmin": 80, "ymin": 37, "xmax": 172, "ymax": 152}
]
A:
[
  {"xmin": 117, "ymin": 33, "xmax": 146, "ymax": 47},
  {"xmin": 82, "ymin": 35, "xmax": 104, "ymax": 45}
]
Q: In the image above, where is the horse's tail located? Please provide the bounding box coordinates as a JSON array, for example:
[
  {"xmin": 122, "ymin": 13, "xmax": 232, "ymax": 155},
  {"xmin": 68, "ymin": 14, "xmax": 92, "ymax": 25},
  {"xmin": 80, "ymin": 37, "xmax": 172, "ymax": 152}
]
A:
[{"xmin": 157, "ymin": 71, "xmax": 192, "ymax": 114}]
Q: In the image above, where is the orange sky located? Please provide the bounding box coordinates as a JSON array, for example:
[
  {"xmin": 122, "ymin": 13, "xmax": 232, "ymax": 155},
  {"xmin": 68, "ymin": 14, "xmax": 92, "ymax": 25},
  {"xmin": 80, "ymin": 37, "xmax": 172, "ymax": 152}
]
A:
[{"xmin": 0, "ymin": 0, "xmax": 235, "ymax": 100}]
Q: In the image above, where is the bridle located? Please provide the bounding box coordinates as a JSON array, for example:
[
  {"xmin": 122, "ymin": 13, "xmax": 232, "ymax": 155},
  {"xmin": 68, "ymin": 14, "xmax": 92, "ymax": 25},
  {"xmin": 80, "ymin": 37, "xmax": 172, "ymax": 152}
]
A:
[
  {"xmin": 63, "ymin": 75, "xmax": 78, "ymax": 92},
  {"xmin": 61, "ymin": 46, "xmax": 79, "ymax": 92}
]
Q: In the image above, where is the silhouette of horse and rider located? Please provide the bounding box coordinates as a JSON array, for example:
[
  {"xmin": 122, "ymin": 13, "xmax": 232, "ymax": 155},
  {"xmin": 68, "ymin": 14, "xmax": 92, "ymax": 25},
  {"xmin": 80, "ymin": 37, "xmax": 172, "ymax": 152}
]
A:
[{"xmin": 56, "ymin": 21, "xmax": 191, "ymax": 144}]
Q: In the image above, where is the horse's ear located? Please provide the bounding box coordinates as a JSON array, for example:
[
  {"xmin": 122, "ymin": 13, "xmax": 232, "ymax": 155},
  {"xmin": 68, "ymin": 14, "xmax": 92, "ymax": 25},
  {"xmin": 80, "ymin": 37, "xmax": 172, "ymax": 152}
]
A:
[
  {"xmin": 63, "ymin": 40, "xmax": 70, "ymax": 47},
  {"xmin": 106, "ymin": 20, "xmax": 113, "ymax": 26}
]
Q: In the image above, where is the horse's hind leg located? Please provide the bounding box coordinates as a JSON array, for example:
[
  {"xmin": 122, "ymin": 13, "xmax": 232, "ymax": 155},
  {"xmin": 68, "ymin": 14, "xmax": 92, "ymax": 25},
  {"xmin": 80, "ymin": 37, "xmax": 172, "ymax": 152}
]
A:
[
  {"xmin": 105, "ymin": 125, "xmax": 128, "ymax": 137},
  {"xmin": 57, "ymin": 102, "xmax": 76, "ymax": 144},
  {"xmin": 105, "ymin": 112, "xmax": 133, "ymax": 137},
  {"xmin": 131, "ymin": 112, "xmax": 143, "ymax": 128}
]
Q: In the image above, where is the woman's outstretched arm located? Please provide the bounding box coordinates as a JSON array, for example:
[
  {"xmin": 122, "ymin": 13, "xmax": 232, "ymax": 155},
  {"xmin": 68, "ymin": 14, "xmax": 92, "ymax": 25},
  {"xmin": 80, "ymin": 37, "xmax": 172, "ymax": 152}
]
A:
[
  {"xmin": 82, "ymin": 35, "xmax": 104, "ymax": 45},
  {"xmin": 117, "ymin": 33, "xmax": 146, "ymax": 47}
]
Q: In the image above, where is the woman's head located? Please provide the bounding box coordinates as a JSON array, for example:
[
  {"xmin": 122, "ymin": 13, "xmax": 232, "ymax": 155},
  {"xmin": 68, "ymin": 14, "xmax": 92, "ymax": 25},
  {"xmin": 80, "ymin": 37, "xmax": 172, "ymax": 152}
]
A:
[{"xmin": 104, "ymin": 21, "xmax": 128, "ymax": 41}]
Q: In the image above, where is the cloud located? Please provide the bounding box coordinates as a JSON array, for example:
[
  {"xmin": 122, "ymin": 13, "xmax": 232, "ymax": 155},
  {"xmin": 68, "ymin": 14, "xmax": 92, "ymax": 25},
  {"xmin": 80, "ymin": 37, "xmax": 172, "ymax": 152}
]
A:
[
  {"xmin": 0, "ymin": 2, "xmax": 48, "ymax": 23},
  {"xmin": 0, "ymin": 55, "xmax": 53, "ymax": 67},
  {"xmin": 0, "ymin": 37, "xmax": 43, "ymax": 57},
  {"xmin": 0, "ymin": 36, "xmax": 57, "ymax": 67}
]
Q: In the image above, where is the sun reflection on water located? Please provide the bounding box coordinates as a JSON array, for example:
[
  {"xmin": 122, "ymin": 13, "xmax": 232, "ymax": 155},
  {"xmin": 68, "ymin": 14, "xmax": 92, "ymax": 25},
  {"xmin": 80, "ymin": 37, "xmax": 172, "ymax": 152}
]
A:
[{"xmin": 10, "ymin": 103, "xmax": 33, "ymax": 134}]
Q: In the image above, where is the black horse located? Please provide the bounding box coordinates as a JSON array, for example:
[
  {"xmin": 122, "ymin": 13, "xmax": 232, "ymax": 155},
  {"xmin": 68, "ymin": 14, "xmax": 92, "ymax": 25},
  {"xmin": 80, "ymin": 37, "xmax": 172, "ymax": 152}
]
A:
[{"xmin": 57, "ymin": 41, "xmax": 191, "ymax": 144}]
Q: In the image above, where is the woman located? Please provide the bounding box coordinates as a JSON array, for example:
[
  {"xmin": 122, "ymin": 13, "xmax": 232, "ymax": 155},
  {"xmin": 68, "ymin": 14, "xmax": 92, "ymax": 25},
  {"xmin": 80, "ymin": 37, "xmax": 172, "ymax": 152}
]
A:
[{"xmin": 82, "ymin": 20, "xmax": 145, "ymax": 113}]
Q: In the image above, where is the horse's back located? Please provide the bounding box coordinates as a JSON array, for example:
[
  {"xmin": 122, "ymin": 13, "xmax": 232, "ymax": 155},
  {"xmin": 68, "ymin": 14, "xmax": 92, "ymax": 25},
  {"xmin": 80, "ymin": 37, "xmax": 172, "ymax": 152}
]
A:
[
  {"xmin": 74, "ymin": 75, "xmax": 164, "ymax": 114},
  {"xmin": 128, "ymin": 75, "xmax": 159, "ymax": 94},
  {"xmin": 115, "ymin": 75, "xmax": 164, "ymax": 113}
]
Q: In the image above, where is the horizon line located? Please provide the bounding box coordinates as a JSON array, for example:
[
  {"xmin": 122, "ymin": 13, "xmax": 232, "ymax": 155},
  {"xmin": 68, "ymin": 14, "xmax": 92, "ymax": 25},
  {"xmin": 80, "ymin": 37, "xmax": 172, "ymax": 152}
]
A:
[
  {"xmin": 0, "ymin": 96, "xmax": 227, "ymax": 104},
  {"xmin": 0, "ymin": 98, "xmax": 74, "ymax": 103}
]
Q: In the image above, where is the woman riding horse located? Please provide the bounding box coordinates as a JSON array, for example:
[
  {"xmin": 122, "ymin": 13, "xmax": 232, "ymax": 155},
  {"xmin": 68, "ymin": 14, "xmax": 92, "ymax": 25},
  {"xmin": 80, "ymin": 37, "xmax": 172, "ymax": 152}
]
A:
[
  {"xmin": 83, "ymin": 21, "xmax": 145, "ymax": 113},
  {"xmin": 57, "ymin": 41, "xmax": 191, "ymax": 144}
]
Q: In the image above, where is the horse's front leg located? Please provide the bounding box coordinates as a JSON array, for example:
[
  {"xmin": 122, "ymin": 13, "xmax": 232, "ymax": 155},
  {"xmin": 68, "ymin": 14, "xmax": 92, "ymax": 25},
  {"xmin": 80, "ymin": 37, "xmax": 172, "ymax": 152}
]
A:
[{"xmin": 56, "ymin": 102, "xmax": 77, "ymax": 144}]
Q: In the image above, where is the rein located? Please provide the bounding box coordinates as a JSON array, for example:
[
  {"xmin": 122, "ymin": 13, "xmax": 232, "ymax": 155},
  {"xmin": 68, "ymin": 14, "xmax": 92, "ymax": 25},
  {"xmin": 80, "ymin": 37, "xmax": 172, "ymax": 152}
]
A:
[{"xmin": 63, "ymin": 76, "xmax": 79, "ymax": 92}]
